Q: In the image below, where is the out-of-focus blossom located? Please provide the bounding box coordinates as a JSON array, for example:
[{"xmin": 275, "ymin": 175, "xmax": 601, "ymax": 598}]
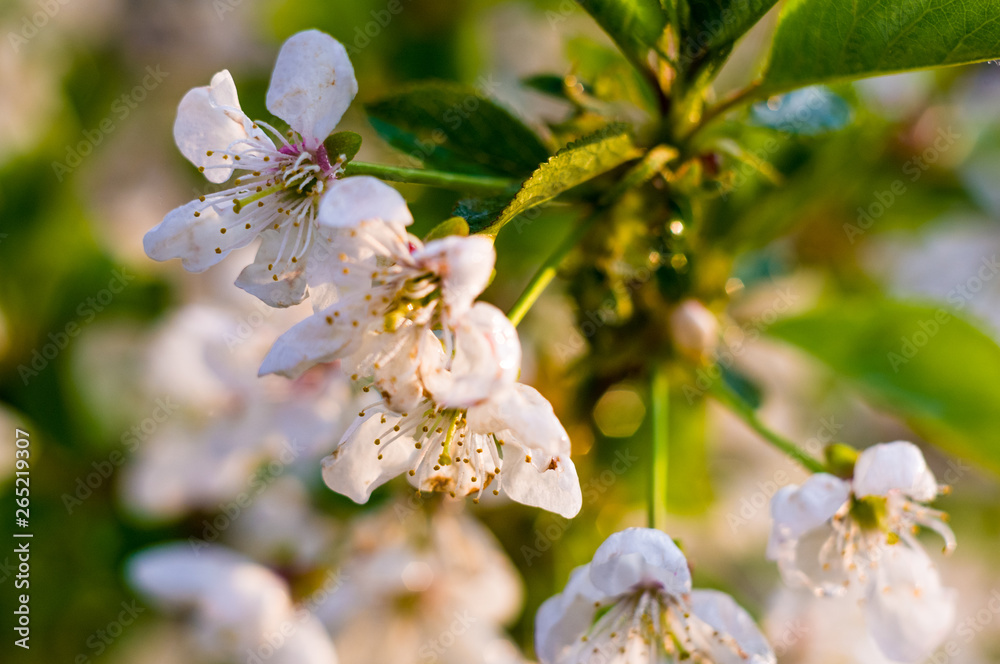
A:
[
  {"xmin": 120, "ymin": 304, "xmax": 354, "ymax": 520},
  {"xmin": 764, "ymin": 588, "xmax": 898, "ymax": 664},
  {"xmin": 320, "ymin": 303, "xmax": 582, "ymax": 517},
  {"xmin": 768, "ymin": 441, "xmax": 956, "ymax": 662},
  {"xmin": 227, "ymin": 476, "xmax": 339, "ymax": 569},
  {"xmin": 144, "ymin": 29, "xmax": 371, "ymax": 307},
  {"xmin": 314, "ymin": 505, "xmax": 525, "ymax": 664},
  {"xmin": 536, "ymin": 528, "xmax": 776, "ymax": 664},
  {"xmin": 128, "ymin": 543, "xmax": 338, "ymax": 664}
]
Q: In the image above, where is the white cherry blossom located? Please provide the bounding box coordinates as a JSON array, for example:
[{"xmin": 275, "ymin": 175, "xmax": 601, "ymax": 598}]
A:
[
  {"xmin": 144, "ymin": 30, "xmax": 388, "ymax": 307},
  {"xmin": 767, "ymin": 441, "xmax": 958, "ymax": 662},
  {"xmin": 320, "ymin": 302, "xmax": 582, "ymax": 517},
  {"xmin": 259, "ymin": 222, "xmax": 495, "ymax": 389},
  {"xmin": 313, "ymin": 505, "xmax": 527, "ymax": 664},
  {"xmin": 117, "ymin": 304, "xmax": 354, "ymax": 521},
  {"xmin": 128, "ymin": 544, "xmax": 338, "ymax": 664},
  {"xmin": 767, "ymin": 441, "xmax": 955, "ymax": 595},
  {"xmin": 536, "ymin": 528, "xmax": 776, "ymax": 664}
]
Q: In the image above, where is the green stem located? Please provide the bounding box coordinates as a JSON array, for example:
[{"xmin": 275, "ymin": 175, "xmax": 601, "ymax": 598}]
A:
[
  {"xmin": 708, "ymin": 381, "xmax": 826, "ymax": 473},
  {"xmin": 649, "ymin": 365, "xmax": 670, "ymax": 531},
  {"xmin": 681, "ymin": 81, "xmax": 767, "ymax": 144},
  {"xmin": 506, "ymin": 208, "xmax": 601, "ymax": 327},
  {"xmin": 344, "ymin": 161, "xmax": 516, "ymax": 195}
]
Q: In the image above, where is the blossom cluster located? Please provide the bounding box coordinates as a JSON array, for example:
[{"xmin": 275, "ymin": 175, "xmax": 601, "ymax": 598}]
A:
[{"xmin": 144, "ymin": 29, "xmax": 582, "ymax": 518}]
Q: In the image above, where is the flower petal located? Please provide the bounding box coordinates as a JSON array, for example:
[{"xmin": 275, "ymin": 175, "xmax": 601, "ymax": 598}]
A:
[
  {"xmin": 687, "ymin": 589, "xmax": 776, "ymax": 664},
  {"xmin": 266, "ymin": 30, "xmax": 358, "ymax": 145},
  {"xmin": 767, "ymin": 473, "xmax": 850, "ymax": 560},
  {"xmin": 864, "ymin": 546, "xmax": 957, "ymax": 663},
  {"xmin": 321, "ymin": 412, "xmax": 419, "ymax": 503},
  {"xmin": 272, "ymin": 615, "xmax": 340, "ymax": 664},
  {"xmin": 234, "ymin": 229, "xmax": 309, "ymax": 307},
  {"xmin": 853, "ymin": 441, "xmax": 939, "ymax": 502},
  {"xmin": 412, "ymin": 235, "xmax": 495, "ymax": 320},
  {"xmin": 258, "ymin": 294, "xmax": 372, "ymax": 378},
  {"xmin": 535, "ymin": 564, "xmax": 607, "ymax": 664},
  {"xmin": 501, "ymin": 449, "xmax": 582, "ymax": 518},
  {"xmin": 316, "ymin": 176, "xmax": 413, "ymax": 230},
  {"xmin": 370, "ymin": 324, "xmax": 437, "ymax": 413},
  {"xmin": 423, "ymin": 302, "xmax": 521, "ymax": 410},
  {"xmin": 174, "ymin": 70, "xmax": 272, "ymax": 183},
  {"xmin": 468, "ymin": 383, "xmax": 570, "ymax": 457},
  {"xmin": 128, "ymin": 543, "xmax": 293, "ymax": 651},
  {"xmin": 144, "ymin": 197, "xmax": 263, "ymax": 272},
  {"xmin": 589, "ymin": 528, "xmax": 692, "ymax": 599}
]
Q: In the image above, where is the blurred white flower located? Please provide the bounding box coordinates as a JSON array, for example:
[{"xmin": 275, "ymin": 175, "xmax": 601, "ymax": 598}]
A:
[
  {"xmin": 767, "ymin": 441, "xmax": 957, "ymax": 662},
  {"xmin": 320, "ymin": 303, "xmax": 582, "ymax": 517},
  {"xmin": 144, "ymin": 29, "xmax": 376, "ymax": 307},
  {"xmin": 314, "ymin": 505, "xmax": 525, "ymax": 664},
  {"xmin": 765, "ymin": 587, "xmax": 898, "ymax": 664},
  {"xmin": 536, "ymin": 527, "xmax": 776, "ymax": 664},
  {"xmin": 120, "ymin": 304, "xmax": 354, "ymax": 520},
  {"xmin": 128, "ymin": 543, "xmax": 338, "ymax": 664}
]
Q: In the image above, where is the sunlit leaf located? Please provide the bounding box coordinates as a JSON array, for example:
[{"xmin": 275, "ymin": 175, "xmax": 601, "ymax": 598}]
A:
[
  {"xmin": 769, "ymin": 299, "xmax": 1000, "ymax": 473},
  {"xmin": 762, "ymin": 0, "xmax": 1000, "ymax": 94}
]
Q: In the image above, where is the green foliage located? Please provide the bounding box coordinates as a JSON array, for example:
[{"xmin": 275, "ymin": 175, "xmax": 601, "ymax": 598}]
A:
[
  {"xmin": 576, "ymin": 0, "xmax": 670, "ymax": 68},
  {"xmin": 769, "ymin": 299, "xmax": 1000, "ymax": 473},
  {"xmin": 323, "ymin": 130, "xmax": 362, "ymax": 163},
  {"xmin": 466, "ymin": 125, "xmax": 640, "ymax": 235},
  {"xmin": 762, "ymin": 0, "xmax": 1000, "ymax": 94},
  {"xmin": 364, "ymin": 82, "xmax": 550, "ymax": 177},
  {"xmin": 684, "ymin": 0, "xmax": 778, "ymax": 60}
]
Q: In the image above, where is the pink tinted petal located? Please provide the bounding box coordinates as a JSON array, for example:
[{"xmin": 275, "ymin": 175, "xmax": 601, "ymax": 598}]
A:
[
  {"xmin": 144, "ymin": 198, "xmax": 262, "ymax": 272},
  {"xmin": 235, "ymin": 229, "xmax": 309, "ymax": 307},
  {"xmin": 266, "ymin": 30, "xmax": 358, "ymax": 145}
]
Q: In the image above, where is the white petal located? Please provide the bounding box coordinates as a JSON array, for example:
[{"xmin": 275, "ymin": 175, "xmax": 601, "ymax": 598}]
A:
[
  {"xmin": 266, "ymin": 30, "xmax": 358, "ymax": 144},
  {"xmin": 864, "ymin": 546, "xmax": 957, "ymax": 663},
  {"xmin": 767, "ymin": 473, "xmax": 850, "ymax": 560},
  {"xmin": 412, "ymin": 235, "xmax": 495, "ymax": 320},
  {"xmin": 271, "ymin": 615, "xmax": 339, "ymax": 664},
  {"xmin": 128, "ymin": 544, "xmax": 293, "ymax": 651},
  {"xmin": 234, "ymin": 229, "xmax": 309, "ymax": 307},
  {"xmin": 370, "ymin": 325, "xmax": 437, "ymax": 413},
  {"xmin": 853, "ymin": 441, "xmax": 938, "ymax": 502},
  {"xmin": 258, "ymin": 295, "xmax": 372, "ymax": 378},
  {"xmin": 688, "ymin": 589, "xmax": 776, "ymax": 664},
  {"xmin": 144, "ymin": 198, "xmax": 262, "ymax": 272},
  {"xmin": 502, "ymin": 449, "xmax": 582, "ymax": 518},
  {"xmin": 535, "ymin": 564, "xmax": 607, "ymax": 664},
  {"xmin": 316, "ymin": 176, "xmax": 413, "ymax": 230},
  {"xmin": 468, "ymin": 383, "xmax": 570, "ymax": 457},
  {"xmin": 589, "ymin": 528, "xmax": 692, "ymax": 599},
  {"xmin": 423, "ymin": 302, "xmax": 521, "ymax": 409},
  {"xmin": 174, "ymin": 70, "xmax": 272, "ymax": 183},
  {"xmin": 321, "ymin": 412, "xmax": 418, "ymax": 503}
]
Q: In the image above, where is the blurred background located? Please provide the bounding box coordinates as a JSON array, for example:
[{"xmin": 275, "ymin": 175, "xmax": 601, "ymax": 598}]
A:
[{"xmin": 1, "ymin": 1, "xmax": 1000, "ymax": 663}]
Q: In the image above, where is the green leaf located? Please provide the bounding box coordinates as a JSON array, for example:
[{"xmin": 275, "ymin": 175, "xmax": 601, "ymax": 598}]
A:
[
  {"xmin": 762, "ymin": 0, "xmax": 1000, "ymax": 94},
  {"xmin": 423, "ymin": 216, "xmax": 470, "ymax": 242},
  {"xmin": 683, "ymin": 0, "xmax": 778, "ymax": 62},
  {"xmin": 472, "ymin": 124, "xmax": 640, "ymax": 235},
  {"xmin": 576, "ymin": 0, "xmax": 670, "ymax": 68},
  {"xmin": 769, "ymin": 299, "xmax": 1000, "ymax": 473},
  {"xmin": 364, "ymin": 82, "xmax": 550, "ymax": 177},
  {"xmin": 323, "ymin": 131, "xmax": 362, "ymax": 163}
]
